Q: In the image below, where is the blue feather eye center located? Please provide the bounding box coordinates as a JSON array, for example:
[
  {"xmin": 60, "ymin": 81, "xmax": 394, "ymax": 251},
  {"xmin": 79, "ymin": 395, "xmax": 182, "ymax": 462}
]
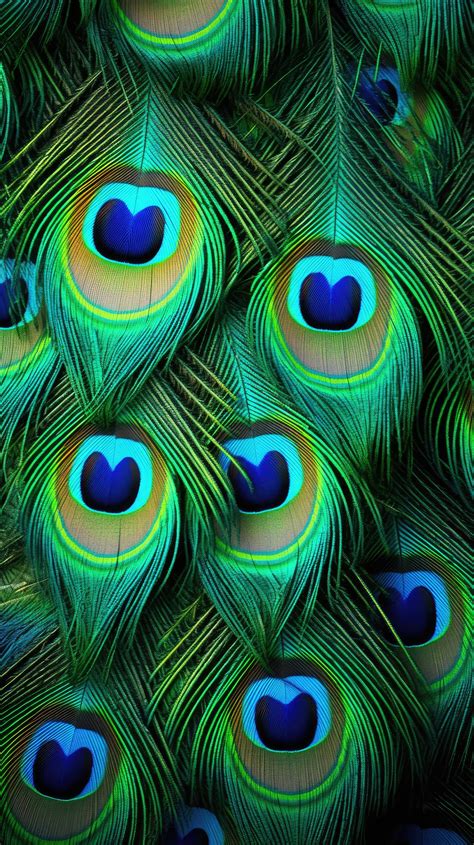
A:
[
  {"xmin": 255, "ymin": 693, "xmax": 317, "ymax": 751},
  {"xmin": 227, "ymin": 451, "xmax": 290, "ymax": 512},
  {"xmin": 299, "ymin": 272, "xmax": 362, "ymax": 330},
  {"xmin": 0, "ymin": 275, "xmax": 29, "ymax": 328},
  {"xmin": 354, "ymin": 66, "xmax": 409, "ymax": 127},
  {"xmin": 358, "ymin": 74, "xmax": 399, "ymax": 124},
  {"xmin": 83, "ymin": 183, "xmax": 181, "ymax": 267},
  {"xmin": 243, "ymin": 676, "xmax": 331, "ymax": 752},
  {"xmin": 80, "ymin": 452, "xmax": 141, "ymax": 514},
  {"xmin": 93, "ymin": 199, "xmax": 166, "ymax": 264},
  {"xmin": 379, "ymin": 586, "xmax": 436, "ymax": 646},
  {"xmin": 22, "ymin": 721, "xmax": 109, "ymax": 801},
  {"xmin": 220, "ymin": 434, "xmax": 304, "ymax": 514},
  {"xmin": 288, "ymin": 256, "xmax": 376, "ymax": 332},
  {"xmin": 69, "ymin": 435, "xmax": 154, "ymax": 516},
  {"xmin": 33, "ymin": 740, "xmax": 93, "ymax": 800},
  {"xmin": 374, "ymin": 571, "xmax": 450, "ymax": 646}
]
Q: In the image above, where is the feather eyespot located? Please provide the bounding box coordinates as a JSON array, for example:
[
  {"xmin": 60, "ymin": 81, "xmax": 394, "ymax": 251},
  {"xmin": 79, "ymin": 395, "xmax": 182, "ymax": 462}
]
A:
[
  {"xmin": 262, "ymin": 240, "xmax": 394, "ymax": 385},
  {"xmin": 66, "ymin": 168, "xmax": 201, "ymax": 319},
  {"xmin": 84, "ymin": 184, "xmax": 180, "ymax": 267},
  {"xmin": 374, "ymin": 571, "xmax": 450, "ymax": 647},
  {"xmin": 0, "ymin": 259, "xmax": 49, "ymax": 373},
  {"xmin": 371, "ymin": 559, "xmax": 468, "ymax": 686},
  {"xmin": 288, "ymin": 256, "xmax": 376, "ymax": 334},
  {"xmin": 70, "ymin": 435, "xmax": 153, "ymax": 516},
  {"xmin": 227, "ymin": 449, "xmax": 290, "ymax": 512},
  {"xmin": 7, "ymin": 703, "xmax": 121, "ymax": 840},
  {"xmin": 53, "ymin": 426, "xmax": 172, "ymax": 565},
  {"xmin": 23, "ymin": 721, "xmax": 108, "ymax": 801},
  {"xmin": 242, "ymin": 677, "xmax": 331, "ymax": 752},
  {"xmin": 93, "ymin": 199, "xmax": 166, "ymax": 264},
  {"xmin": 299, "ymin": 271, "xmax": 362, "ymax": 330},
  {"xmin": 80, "ymin": 452, "xmax": 141, "ymax": 514},
  {"xmin": 359, "ymin": 75, "xmax": 398, "ymax": 124},
  {"xmin": 223, "ymin": 434, "xmax": 303, "ymax": 514},
  {"xmin": 370, "ymin": 516, "xmax": 471, "ymax": 687},
  {"xmin": 217, "ymin": 423, "xmax": 321, "ymax": 564},
  {"xmin": 356, "ymin": 67, "xmax": 408, "ymax": 126},
  {"xmin": 230, "ymin": 662, "xmax": 345, "ymax": 797}
]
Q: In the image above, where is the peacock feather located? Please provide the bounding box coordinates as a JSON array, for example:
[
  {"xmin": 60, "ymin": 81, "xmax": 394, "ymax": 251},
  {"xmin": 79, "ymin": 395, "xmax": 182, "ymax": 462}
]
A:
[
  {"xmin": 0, "ymin": 258, "xmax": 60, "ymax": 471},
  {"xmin": 194, "ymin": 305, "xmax": 376, "ymax": 654},
  {"xmin": 1, "ymin": 0, "xmax": 470, "ymax": 843},
  {"xmin": 2, "ymin": 613, "xmax": 178, "ymax": 844}
]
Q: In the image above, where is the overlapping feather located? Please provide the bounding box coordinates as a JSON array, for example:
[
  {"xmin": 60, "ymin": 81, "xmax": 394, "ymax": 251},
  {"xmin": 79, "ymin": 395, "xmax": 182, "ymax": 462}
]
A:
[{"xmin": 0, "ymin": 0, "xmax": 470, "ymax": 843}]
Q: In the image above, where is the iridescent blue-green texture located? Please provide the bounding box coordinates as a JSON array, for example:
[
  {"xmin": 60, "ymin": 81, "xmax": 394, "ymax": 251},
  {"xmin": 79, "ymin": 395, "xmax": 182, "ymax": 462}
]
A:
[{"xmin": 1, "ymin": 1, "xmax": 470, "ymax": 843}]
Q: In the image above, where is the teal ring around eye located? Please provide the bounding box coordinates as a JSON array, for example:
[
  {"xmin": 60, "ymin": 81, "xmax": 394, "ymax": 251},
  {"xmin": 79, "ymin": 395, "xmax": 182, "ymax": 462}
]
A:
[
  {"xmin": 21, "ymin": 721, "xmax": 108, "ymax": 799},
  {"xmin": 219, "ymin": 434, "xmax": 304, "ymax": 509},
  {"xmin": 68, "ymin": 435, "xmax": 153, "ymax": 515},
  {"xmin": 242, "ymin": 676, "xmax": 332, "ymax": 751},
  {"xmin": 82, "ymin": 183, "xmax": 181, "ymax": 266},
  {"xmin": 0, "ymin": 259, "xmax": 40, "ymax": 328},
  {"xmin": 374, "ymin": 571, "xmax": 451, "ymax": 642},
  {"xmin": 287, "ymin": 256, "xmax": 377, "ymax": 332}
]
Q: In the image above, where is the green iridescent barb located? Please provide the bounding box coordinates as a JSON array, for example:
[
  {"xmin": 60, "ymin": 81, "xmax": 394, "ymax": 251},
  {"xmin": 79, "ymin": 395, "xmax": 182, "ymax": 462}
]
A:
[{"xmin": 1, "ymin": 0, "xmax": 470, "ymax": 843}]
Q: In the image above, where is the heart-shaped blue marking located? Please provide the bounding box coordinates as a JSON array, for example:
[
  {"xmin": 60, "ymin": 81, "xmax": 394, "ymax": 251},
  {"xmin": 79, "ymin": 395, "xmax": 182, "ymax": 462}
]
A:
[
  {"xmin": 255, "ymin": 693, "xmax": 317, "ymax": 751},
  {"xmin": 93, "ymin": 199, "xmax": 166, "ymax": 264},
  {"xmin": 299, "ymin": 272, "xmax": 362, "ymax": 330},
  {"xmin": 32, "ymin": 740, "xmax": 93, "ymax": 800},
  {"xmin": 227, "ymin": 450, "xmax": 290, "ymax": 512},
  {"xmin": 379, "ymin": 586, "xmax": 437, "ymax": 646},
  {"xmin": 358, "ymin": 74, "xmax": 399, "ymax": 124},
  {"xmin": 0, "ymin": 275, "xmax": 29, "ymax": 328},
  {"xmin": 80, "ymin": 452, "xmax": 141, "ymax": 513}
]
